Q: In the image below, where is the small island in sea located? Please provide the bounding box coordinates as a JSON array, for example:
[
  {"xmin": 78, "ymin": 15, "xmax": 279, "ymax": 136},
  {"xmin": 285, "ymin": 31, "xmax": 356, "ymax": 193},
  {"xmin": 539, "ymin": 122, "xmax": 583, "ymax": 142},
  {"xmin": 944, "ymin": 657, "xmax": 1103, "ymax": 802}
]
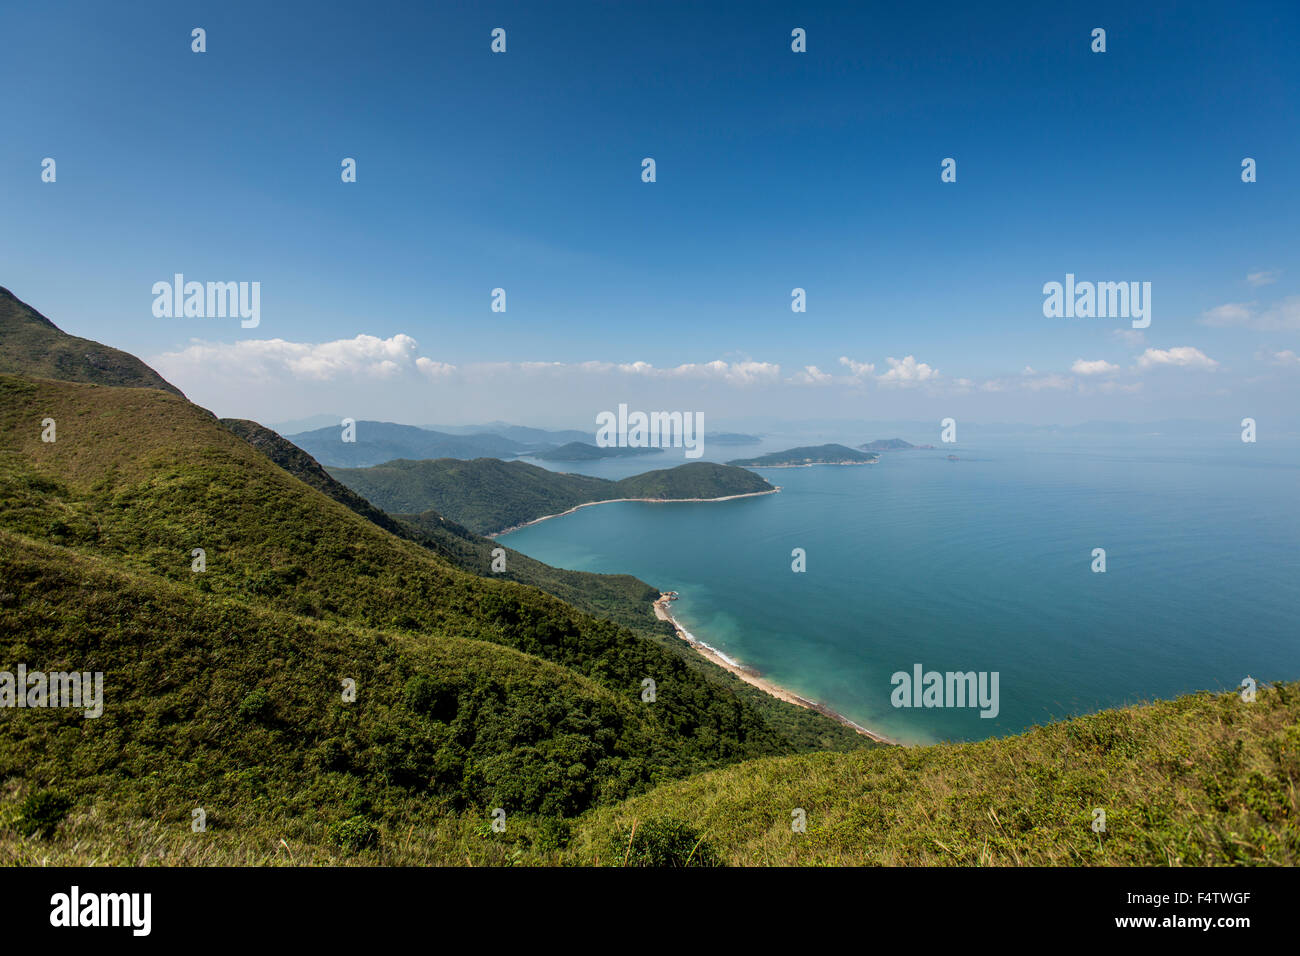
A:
[
  {"xmin": 727, "ymin": 443, "xmax": 880, "ymax": 467},
  {"xmin": 860, "ymin": 437, "xmax": 937, "ymax": 451},
  {"xmin": 532, "ymin": 441, "xmax": 664, "ymax": 461}
]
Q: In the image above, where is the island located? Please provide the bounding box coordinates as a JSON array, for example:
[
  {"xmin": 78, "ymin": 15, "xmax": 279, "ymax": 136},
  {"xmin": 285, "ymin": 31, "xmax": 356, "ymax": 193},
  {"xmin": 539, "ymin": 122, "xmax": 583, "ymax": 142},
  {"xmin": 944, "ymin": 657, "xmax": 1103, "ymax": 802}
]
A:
[
  {"xmin": 727, "ymin": 443, "xmax": 880, "ymax": 467},
  {"xmin": 859, "ymin": 437, "xmax": 937, "ymax": 451}
]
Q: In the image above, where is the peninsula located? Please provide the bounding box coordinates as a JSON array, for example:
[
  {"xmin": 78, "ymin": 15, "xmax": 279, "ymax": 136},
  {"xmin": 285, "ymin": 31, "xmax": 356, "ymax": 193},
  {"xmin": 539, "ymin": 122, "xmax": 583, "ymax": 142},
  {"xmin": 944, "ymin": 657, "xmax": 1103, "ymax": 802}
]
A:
[{"xmin": 329, "ymin": 457, "xmax": 777, "ymax": 535}]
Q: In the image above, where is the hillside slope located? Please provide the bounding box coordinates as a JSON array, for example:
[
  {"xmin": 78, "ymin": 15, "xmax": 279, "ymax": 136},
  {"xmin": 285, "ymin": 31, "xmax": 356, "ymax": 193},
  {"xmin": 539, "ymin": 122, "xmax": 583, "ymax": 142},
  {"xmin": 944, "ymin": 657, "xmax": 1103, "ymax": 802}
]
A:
[
  {"xmin": 220, "ymin": 420, "xmax": 866, "ymax": 752},
  {"xmin": 572, "ymin": 682, "xmax": 1300, "ymax": 866},
  {"xmin": 0, "ymin": 529, "xmax": 664, "ymax": 828},
  {"xmin": 0, "ymin": 287, "xmax": 183, "ymax": 396},
  {"xmin": 0, "ymin": 374, "xmax": 811, "ymax": 780}
]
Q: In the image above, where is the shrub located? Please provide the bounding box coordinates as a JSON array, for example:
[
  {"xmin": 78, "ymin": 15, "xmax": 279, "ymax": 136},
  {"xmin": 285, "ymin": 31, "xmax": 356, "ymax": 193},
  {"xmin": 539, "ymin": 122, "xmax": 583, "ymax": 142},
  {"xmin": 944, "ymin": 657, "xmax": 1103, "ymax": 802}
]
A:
[
  {"xmin": 608, "ymin": 817, "xmax": 721, "ymax": 867},
  {"xmin": 237, "ymin": 688, "xmax": 273, "ymax": 722},
  {"xmin": 16, "ymin": 790, "xmax": 74, "ymax": 838},
  {"xmin": 328, "ymin": 815, "xmax": 379, "ymax": 853}
]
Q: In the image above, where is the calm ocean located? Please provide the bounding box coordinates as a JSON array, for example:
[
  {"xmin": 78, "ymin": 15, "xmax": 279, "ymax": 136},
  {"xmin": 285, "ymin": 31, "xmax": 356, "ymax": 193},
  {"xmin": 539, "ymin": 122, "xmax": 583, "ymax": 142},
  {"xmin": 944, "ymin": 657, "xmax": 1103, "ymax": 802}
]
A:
[{"xmin": 500, "ymin": 430, "xmax": 1300, "ymax": 744}]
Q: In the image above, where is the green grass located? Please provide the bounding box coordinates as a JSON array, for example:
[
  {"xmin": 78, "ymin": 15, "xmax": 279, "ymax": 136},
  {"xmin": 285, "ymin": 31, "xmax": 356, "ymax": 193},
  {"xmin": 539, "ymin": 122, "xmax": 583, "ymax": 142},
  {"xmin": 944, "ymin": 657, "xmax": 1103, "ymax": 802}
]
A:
[{"xmin": 570, "ymin": 681, "xmax": 1300, "ymax": 866}]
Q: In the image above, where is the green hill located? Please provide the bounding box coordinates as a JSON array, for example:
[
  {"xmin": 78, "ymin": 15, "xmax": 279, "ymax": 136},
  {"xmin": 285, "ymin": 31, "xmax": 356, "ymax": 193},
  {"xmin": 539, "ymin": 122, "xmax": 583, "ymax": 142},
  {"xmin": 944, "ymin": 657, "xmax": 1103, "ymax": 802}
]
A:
[
  {"xmin": 0, "ymin": 365, "xmax": 867, "ymax": 861},
  {"xmin": 329, "ymin": 458, "xmax": 774, "ymax": 535},
  {"xmin": 222, "ymin": 419, "xmax": 862, "ymax": 753},
  {"xmin": 727, "ymin": 444, "xmax": 879, "ymax": 467},
  {"xmin": 0, "ymin": 374, "xmax": 807, "ymax": 772},
  {"xmin": 0, "ymin": 287, "xmax": 183, "ymax": 396},
  {"xmin": 570, "ymin": 681, "xmax": 1299, "ymax": 866}
]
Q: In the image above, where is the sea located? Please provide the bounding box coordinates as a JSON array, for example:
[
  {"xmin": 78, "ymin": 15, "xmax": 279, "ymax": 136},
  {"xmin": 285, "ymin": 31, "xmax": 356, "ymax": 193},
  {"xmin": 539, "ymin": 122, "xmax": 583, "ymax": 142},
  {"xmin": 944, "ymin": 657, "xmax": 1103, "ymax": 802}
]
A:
[{"xmin": 499, "ymin": 427, "xmax": 1300, "ymax": 744}]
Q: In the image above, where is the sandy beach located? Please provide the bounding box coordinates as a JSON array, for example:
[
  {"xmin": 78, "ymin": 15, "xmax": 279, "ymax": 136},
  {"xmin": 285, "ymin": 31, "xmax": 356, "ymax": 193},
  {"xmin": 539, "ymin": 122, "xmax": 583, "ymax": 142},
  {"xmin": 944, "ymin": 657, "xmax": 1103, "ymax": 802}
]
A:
[
  {"xmin": 652, "ymin": 592, "xmax": 896, "ymax": 745},
  {"xmin": 490, "ymin": 487, "xmax": 781, "ymax": 537}
]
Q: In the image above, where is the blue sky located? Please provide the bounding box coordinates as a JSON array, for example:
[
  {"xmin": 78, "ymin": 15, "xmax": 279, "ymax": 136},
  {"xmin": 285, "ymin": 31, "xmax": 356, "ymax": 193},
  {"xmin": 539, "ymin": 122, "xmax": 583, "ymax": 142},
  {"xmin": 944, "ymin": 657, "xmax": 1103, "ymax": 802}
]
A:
[{"xmin": 3, "ymin": 0, "xmax": 1298, "ymax": 427}]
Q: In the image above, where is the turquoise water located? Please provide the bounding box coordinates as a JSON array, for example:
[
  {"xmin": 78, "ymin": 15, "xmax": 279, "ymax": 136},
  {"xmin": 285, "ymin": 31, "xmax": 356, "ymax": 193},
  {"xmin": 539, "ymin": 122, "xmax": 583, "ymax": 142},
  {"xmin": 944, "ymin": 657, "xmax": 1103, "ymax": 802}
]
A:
[{"xmin": 502, "ymin": 434, "xmax": 1300, "ymax": 744}]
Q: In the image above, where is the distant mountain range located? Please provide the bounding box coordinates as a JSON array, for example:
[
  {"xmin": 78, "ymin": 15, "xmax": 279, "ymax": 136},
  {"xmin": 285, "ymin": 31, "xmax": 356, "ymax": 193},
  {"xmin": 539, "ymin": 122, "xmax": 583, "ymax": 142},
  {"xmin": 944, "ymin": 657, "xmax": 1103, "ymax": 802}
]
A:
[
  {"xmin": 728, "ymin": 443, "xmax": 880, "ymax": 467},
  {"xmin": 532, "ymin": 441, "xmax": 664, "ymax": 462},
  {"xmin": 329, "ymin": 457, "xmax": 775, "ymax": 535},
  {"xmin": 284, "ymin": 422, "xmax": 698, "ymax": 467},
  {"xmin": 422, "ymin": 422, "xmax": 593, "ymax": 445},
  {"xmin": 286, "ymin": 421, "xmax": 534, "ymax": 467}
]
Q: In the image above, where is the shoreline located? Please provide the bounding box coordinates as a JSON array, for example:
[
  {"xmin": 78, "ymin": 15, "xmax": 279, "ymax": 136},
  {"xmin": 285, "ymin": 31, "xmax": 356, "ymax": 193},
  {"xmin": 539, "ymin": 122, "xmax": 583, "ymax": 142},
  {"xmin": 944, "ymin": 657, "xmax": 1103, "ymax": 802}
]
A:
[
  {"xmin": 652, "ymin": 592, "xmax": 897, "ymax": 745},
  {"xmin": 490, "ymin": 487, "xmax": 781, "ymax": 537}
]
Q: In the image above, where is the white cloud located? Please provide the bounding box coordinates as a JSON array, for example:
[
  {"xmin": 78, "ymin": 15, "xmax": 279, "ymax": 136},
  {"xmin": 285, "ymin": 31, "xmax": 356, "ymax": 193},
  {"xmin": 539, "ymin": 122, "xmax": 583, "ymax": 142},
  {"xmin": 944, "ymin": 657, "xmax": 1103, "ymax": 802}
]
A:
[
  {"xmin": 1200, "ymin": 296, "xmax": 1300, "ymax": 330},
  {"xmin": 876, "ymin": 355, "xmax": 937, "ymax": 387},
  {"xmin": 838, "ymin": 356, "xmax": 875, "ymax": 378},
  {"xmin": 1246, "ymin": 270, "xmax": 1280, "ymax": 287},
  {"xmin": 150, "ymin": 337, "xmax": 790, "ymax": 389},
  {"xmin": 1112, "ymin": 329, "xmax": 1146, "ymax": 346},
  {"xmin": 152, "ymin": 333, "xmax": 450, "ymax": 383},
  {"xmin": 1262, "ymin": 349, "xmax": 1300, "ymax": 367},
  {"xmin": 416, "ymin": 357, "xmax": 455, "ymax": 378},
  {"xmin": 790, "ymin": 365, "xmax": 832, "ymax": 385},
  {"xmin": 1135, "ymin": 346, "xmax": 1219, "ymax": 370},
  {"xmin": 1071, "ymin": 358, "xmax": 1120, "ymax": 376}
]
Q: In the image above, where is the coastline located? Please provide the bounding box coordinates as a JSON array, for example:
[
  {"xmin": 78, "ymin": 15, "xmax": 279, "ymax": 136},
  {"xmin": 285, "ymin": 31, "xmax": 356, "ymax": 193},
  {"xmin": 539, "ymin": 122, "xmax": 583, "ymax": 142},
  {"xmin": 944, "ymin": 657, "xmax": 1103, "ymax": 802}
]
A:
[
  {"xmin": 490, "ymin": 487, "xmax": 781, "ymax": 537},
  {"xmin": 652, "ymin": 592, "xmax": 897, "ymax": 745}
]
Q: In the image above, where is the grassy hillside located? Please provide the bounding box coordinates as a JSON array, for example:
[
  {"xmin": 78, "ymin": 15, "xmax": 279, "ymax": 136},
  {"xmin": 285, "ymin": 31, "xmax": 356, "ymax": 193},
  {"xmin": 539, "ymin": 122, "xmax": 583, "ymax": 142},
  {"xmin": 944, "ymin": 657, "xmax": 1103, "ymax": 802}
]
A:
[
  {"xmin": 329, "ymin": 457, "xmax": 774, "ymax": 535},
  {"xmin": 222, "ymin": 419, "xmax": 865, "ymax": 752},
  {"xmin": 0, "ymin": 530, "xmax": 663, "ymax": 828},
  {"xmin": 387, "ymin": 512, "xmax": 864, "ymax": 753},
  {"xmin": 0, "ymin": 375, "xmax": 828, "ymax": 779},
  {"xmin": 571, "ymin": 682, "xmax": 1300, "ymax": 866},
  {"xmin": 0, "ymin": 288, "xmax": 183, "ymax": 396}
]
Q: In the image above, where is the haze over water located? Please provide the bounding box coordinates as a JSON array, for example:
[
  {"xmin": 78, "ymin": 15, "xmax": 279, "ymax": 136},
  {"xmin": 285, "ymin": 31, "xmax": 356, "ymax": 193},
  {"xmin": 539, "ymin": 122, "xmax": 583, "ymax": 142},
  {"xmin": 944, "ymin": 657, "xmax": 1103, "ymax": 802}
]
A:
[{"xmin": 501, "ymin": 430, "xmax": 1300, "ymax": 744}]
